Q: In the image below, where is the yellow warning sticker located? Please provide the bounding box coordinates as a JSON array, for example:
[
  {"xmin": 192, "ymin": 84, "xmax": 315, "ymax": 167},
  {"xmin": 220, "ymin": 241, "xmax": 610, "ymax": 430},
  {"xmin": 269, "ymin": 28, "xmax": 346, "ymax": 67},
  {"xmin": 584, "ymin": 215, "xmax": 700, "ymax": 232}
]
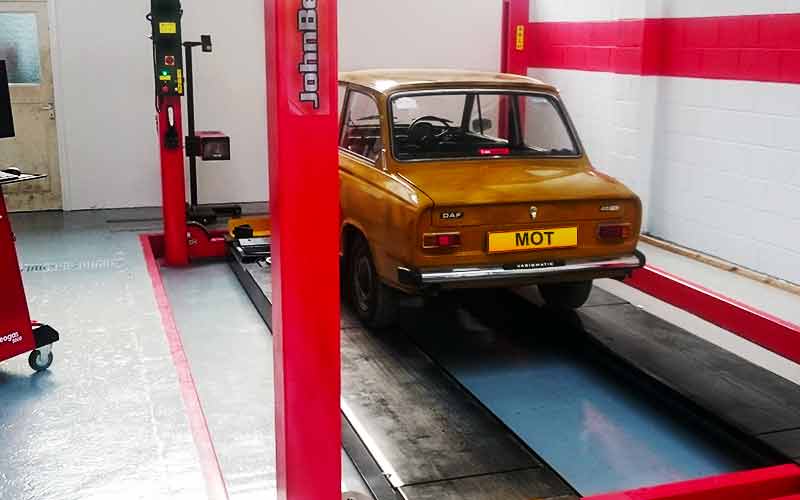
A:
[
  {"xmin": 159, "ymin": 22, "xmax": 177, "ymax": 34},
  {"xmin": 515, "ymin": 25, "xmax": 525, "ymax": 51},
  {"xmin": 159, "ymin": 75, "xmax": 172, "ymax": 81},
  {"xmin": 176, "ymin": 69, "xmax": 183, "ymax": 94}
]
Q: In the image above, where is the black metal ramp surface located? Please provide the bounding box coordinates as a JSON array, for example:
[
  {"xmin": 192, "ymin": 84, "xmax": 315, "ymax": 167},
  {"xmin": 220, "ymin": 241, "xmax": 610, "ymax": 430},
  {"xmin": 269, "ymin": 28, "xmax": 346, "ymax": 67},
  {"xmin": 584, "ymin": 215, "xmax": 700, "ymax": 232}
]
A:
[
  {"xmin": 230, "ymin": 252, "xmax": 795, "ymax": 497},
  {"xmin": 569, "ymin": 288, "xmax": 800, "ymax": 465},
  {"xmin": 413, "ymin": 288, "xmax": 782, "ymax": 495},
  {"xmin": 230, "ymin": 255, "xmax": 576, "ymax": 500}
]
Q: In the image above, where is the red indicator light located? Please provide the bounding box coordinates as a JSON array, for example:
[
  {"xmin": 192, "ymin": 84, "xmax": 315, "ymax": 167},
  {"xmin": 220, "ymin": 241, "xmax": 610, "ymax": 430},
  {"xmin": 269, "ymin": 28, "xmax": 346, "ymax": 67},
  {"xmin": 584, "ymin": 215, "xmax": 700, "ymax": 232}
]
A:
[
  {"xmin": 423, "ymin": 233, "xmax": 462, "ymax": 249},
  {"xmin": 479, "ymin": 147, "xmax": 510, "ymax": 156},
  {"xmin": 598, "ymin": 223, "xmax": 631, "ymax": 241},
  {"xmin": 165, "ymin": 56, "xmax": 176, "ymax": 66},
  {"xmin": 162, "ymin": 85, "xmax": 170, "ymax": 94}
]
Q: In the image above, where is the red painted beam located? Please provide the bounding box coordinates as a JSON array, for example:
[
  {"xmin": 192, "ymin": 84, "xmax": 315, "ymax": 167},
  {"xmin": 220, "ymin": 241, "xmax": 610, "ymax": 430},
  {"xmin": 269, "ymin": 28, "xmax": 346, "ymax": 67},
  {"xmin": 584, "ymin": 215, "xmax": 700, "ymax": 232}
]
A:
[
  {"xmin": 626, "ymin": 265, "xmax": 800, "ymax": 365},
  {"xmin": 264, "ymin": 1, "xmax": 341, "ymax": 499},
  {"xmin": 528, "ymin": 14, "xmax": 800, "ymax": 84},
  {"xmin": 586, "ymin": 464, "xmax": 800, "ymax": 500}
]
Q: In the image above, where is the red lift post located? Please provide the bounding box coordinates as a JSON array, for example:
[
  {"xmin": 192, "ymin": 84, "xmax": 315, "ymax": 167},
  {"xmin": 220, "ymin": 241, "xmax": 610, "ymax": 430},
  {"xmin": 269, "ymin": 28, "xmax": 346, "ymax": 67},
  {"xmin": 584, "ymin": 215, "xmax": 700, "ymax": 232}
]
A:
[
  {"xmin": 264, "ymin": 0, "xmax": 341, "ymax": 498},
  {"xmin": 158, "ymin": 96, "xmax": 190, "ymax": 266},
  {"xmin": 151, "ymin": 1, "xmax": 229, "ymax": 266}
]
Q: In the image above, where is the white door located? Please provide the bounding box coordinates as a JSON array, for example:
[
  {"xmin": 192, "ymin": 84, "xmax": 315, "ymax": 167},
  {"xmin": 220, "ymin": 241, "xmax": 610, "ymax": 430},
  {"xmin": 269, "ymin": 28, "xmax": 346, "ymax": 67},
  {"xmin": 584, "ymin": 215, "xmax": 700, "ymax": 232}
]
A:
[{"xmin": 0, "ymin": 1, "xmax": 61, "ymax": 211}]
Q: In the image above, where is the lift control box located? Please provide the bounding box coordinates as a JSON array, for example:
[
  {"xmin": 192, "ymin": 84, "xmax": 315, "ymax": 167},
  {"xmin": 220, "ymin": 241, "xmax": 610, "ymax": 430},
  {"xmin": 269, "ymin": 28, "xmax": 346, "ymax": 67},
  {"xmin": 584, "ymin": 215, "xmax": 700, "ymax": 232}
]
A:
[{"xmin": 150, "ymin": 0, "xmax": 184, "ymax": 96}]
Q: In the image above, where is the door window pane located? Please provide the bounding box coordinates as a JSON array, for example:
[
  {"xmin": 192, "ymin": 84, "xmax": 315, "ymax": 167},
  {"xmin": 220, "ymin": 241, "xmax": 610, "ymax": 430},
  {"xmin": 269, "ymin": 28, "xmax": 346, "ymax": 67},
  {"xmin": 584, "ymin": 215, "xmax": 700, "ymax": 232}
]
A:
[
  {"xmin": 340, "ymin": 91, "xmax": 383, "ymax": 162},
  {"xmin": 0, "ymin": 13, "xmax": 41, "ymax": 84}
]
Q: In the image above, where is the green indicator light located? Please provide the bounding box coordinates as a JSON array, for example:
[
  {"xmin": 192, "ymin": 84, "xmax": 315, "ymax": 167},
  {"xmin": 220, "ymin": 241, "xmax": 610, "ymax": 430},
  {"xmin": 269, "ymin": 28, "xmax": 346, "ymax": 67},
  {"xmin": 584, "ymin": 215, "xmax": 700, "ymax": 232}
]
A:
[{"xmin": 162, "ymin": 70, "xmax": 170, "ymax": 76}]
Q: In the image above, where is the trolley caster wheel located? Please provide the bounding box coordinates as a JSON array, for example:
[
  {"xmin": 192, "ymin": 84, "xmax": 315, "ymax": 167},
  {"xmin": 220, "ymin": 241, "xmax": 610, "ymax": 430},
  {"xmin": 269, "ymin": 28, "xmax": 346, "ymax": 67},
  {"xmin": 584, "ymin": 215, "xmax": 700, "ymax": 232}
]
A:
[{"xmin": 28, "ymin": 349, "xmax": 53, "ymax": 372}]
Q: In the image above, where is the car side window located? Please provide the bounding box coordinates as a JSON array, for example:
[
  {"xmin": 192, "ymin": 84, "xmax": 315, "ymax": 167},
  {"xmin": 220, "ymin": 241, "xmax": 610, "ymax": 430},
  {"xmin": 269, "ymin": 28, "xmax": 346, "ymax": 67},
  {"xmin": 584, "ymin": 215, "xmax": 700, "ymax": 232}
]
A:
[
  {"xmin": 340, "ymin": 90, "xmax": 384, "ymax": 163},
  {"xmin": 338, "ymin": 84, "xmax": 348, "ymax": 141}
]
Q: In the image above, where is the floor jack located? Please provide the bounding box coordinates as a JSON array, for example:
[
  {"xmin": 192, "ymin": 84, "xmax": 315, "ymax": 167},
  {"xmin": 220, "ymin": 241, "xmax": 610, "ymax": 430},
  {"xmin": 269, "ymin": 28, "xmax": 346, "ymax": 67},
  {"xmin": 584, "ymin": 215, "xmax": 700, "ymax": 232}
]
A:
[{"xmin": 0, "ymin": 61, "xmax": 59, "ymax": 372}]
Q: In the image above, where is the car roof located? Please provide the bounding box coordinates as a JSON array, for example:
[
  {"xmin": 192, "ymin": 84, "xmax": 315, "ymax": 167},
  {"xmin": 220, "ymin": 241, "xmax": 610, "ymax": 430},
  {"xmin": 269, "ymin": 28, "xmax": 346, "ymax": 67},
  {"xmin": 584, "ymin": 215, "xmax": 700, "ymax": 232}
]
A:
[{"xmin": 339, "ymin": 69, "xmax": 557, "ymax": 94}]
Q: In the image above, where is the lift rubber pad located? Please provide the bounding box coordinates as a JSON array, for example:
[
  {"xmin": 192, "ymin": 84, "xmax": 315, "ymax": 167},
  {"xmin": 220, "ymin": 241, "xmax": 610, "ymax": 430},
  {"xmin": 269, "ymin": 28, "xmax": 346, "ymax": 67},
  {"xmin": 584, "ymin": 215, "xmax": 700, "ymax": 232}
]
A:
[{"xmin": 231, "ymin": 255, "xmax": 799, "ymax": 496}]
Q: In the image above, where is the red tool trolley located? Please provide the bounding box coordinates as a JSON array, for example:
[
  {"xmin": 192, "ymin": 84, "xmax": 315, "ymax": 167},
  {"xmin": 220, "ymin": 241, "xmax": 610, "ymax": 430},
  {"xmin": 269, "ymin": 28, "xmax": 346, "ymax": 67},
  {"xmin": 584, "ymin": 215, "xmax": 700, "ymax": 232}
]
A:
[{"xmin": 0, "ymin": 60, "xmax": 59, "ymax": 372}]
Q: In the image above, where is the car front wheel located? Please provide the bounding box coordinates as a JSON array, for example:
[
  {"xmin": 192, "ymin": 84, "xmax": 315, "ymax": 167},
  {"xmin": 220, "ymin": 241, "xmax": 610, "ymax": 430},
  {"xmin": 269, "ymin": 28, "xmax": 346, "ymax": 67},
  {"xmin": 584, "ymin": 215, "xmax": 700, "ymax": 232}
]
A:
[
  {"xmin": 539, "ymin": 281, "xmax": 593, "ymax": 310},
  {"xmin": 347, "ymin": 235, "xmax": 399, "ymax": 329}
]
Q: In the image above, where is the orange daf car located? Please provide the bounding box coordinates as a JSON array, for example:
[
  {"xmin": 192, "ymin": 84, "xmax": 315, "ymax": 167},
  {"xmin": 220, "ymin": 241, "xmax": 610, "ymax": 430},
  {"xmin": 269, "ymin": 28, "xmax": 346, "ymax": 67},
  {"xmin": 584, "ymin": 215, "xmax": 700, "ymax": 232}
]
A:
[{"xmin": 338, "ymin": 69, "xmax": 645, "ymax": 327}]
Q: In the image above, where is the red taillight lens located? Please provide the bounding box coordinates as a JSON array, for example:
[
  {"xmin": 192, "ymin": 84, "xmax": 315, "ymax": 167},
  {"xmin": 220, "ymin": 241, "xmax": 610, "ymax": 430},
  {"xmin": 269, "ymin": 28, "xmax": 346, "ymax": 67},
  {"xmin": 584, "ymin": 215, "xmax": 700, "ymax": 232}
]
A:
[
  {"xmin": 423, "ymin": 233, "xmax": 462, "ymax": 249},
  {"xmin": 597, "ymin": 223, "xmax": 632, "ymax": 241}
]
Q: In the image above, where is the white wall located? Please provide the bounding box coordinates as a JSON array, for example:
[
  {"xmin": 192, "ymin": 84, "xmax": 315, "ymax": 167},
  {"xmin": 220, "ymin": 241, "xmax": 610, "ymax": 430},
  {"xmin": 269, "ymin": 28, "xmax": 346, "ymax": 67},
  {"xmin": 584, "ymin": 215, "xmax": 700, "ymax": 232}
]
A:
[
  {"xmin": 528, "ymin": 0, "xmax": 800, "ymax": 284},
  {"xmin": 339, "ymin": 0, "xmax": 502, "ymax": 72},
  {"xmin": 651, "ymin": 78, "xmax": 800, "ymax": 284},
  {"xmin": 530, "ymin": 0, "xmax": 800, "ymax": 22},
  {"xmin": 52, "ymin": 0, "xmax": 267, "ymax": 210},
  {"xmin": 51, "ymin": 0, "xmax": 502, "ymax": 210}
]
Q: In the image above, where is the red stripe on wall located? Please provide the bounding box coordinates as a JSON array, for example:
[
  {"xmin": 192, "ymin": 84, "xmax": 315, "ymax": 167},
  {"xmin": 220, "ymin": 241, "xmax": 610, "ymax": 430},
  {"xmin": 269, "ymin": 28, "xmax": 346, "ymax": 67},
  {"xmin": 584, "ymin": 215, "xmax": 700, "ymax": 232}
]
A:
[{"xmin": 528, "ymin": 14, "xmax": 800, "ymax": 83}]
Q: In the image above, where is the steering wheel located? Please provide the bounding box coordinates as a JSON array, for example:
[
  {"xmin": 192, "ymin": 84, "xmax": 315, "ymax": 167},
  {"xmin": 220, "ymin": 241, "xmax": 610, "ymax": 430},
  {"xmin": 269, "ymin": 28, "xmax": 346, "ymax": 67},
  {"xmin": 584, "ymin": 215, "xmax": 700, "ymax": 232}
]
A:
[{"xmin": 407, "ymin": 116, "xmax": 453, "ymax": 146}]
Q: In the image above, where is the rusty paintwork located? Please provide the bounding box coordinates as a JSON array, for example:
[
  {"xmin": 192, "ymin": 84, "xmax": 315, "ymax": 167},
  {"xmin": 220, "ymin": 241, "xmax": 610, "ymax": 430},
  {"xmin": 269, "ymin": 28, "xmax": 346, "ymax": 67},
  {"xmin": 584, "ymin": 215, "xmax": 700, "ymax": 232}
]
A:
[{"xmin": 338, "ymin": 69, "xmax": 642, "ymax": 292}]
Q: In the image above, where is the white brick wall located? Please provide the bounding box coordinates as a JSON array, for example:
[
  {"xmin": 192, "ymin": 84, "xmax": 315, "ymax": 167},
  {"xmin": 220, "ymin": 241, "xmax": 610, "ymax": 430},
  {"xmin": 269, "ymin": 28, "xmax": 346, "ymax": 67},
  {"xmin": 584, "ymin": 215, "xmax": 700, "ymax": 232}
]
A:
[
  {"xmin": 528, "ymin": 1, "xmax": 800, "ymax": 284},
  {"xmin": 529, "ymin": 69, "xmax": 800, "ymax": 284},
  {"xmin": 651, "ymin": 78, "xmax": 800, "ymax": 284},
  {"xmin": 531, "ymin": 0, "xmax": 800, "ymax": 22}
]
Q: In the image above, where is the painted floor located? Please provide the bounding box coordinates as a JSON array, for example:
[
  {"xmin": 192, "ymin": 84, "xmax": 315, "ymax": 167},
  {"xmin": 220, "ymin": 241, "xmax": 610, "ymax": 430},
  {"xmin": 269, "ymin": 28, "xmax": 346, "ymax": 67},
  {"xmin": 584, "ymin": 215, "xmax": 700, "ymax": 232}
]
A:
[
  {"xmin": 2, "ymin": 207, "xmax": 795, "ymax": 500},
  {"xmin": 1, "ymin": 209, "xmax": 371, "ymax": 500},
  {"xmin": 1, "ymin": 209, "xmax": 205, "ymax": 500}
]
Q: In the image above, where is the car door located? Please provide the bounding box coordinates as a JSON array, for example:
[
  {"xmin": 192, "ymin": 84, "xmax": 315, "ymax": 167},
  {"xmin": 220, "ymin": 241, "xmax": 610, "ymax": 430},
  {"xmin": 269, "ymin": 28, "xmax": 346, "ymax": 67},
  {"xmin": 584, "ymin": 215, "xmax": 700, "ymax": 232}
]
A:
[{"xmin": 338, "ymin": 87, "xmax": 395, "ymax": 272}]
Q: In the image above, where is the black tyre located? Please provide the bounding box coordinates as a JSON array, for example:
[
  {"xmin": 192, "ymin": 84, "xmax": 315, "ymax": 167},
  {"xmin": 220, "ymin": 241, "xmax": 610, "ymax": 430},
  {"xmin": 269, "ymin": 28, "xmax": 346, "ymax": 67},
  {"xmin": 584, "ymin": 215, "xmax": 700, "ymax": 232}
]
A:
[
  {"xmin": 347, "ymin": 235, "xmax": 399, "ymax": 329},
  {"xmin": 28, "ymin": 349, "xmax": 53, "ymax": 372},
  {"xmin": 539, "ymin": 281, "xmax": 593, "ymax": 310}
]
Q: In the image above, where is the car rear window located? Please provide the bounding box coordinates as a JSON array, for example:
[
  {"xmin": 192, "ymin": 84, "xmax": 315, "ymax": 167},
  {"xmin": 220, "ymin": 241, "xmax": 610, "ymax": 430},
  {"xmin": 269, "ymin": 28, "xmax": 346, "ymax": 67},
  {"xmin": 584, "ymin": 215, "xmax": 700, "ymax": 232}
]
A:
[{"xmin": 389, "ymin": 91, "xmax": 580, "ymax": 162}]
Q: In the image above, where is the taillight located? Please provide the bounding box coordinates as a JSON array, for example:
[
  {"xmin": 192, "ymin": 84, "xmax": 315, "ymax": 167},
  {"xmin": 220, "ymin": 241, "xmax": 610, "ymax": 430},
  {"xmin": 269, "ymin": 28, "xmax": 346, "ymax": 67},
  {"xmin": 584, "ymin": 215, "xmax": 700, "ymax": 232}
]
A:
[
  {"xmin": 597, "ymin": 223, "xmax": 632, "ymax": 241},
  {"xmin": 423, "ymin": 232, "xmax": 462, "ymax": 249}
]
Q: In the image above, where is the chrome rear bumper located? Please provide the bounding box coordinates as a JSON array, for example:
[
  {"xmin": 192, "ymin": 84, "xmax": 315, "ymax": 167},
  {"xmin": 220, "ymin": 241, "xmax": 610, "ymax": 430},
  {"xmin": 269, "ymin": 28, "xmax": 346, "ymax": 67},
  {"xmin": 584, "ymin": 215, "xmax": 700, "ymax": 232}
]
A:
[{"xmin": 399, "ymin": 251, "xmax": 645, "ymax": 287}]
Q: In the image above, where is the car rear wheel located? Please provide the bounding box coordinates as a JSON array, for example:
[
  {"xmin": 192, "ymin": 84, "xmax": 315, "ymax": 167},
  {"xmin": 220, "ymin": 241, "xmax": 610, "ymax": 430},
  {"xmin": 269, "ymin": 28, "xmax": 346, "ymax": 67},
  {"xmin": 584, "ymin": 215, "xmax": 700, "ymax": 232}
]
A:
[
  {"xmin": 347, "ymin": 235, "xmax": 399, "ymax": 329},
  {"xmin": 539, "ymin": 281, "xmax": 593, "ymax": 310}
]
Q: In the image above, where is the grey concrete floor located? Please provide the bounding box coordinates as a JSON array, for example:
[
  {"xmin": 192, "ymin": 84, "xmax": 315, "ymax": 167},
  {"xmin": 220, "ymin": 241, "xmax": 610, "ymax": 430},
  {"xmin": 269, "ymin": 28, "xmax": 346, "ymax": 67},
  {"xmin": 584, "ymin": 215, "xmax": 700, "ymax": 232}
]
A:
[
  {"xmin": 1, "ymin": 208, "xmax": 371, "ymax": 500},
  {"xmin": 160, "ymin": 260, "xmax": 373, "ymax": 500},
  {"xmin": 160, "ymin": 262, "xmax": 277, "ymax": 500},
  {"xmin": 1, "ymin": 209, "xmax": 205, "ymax": 500}
]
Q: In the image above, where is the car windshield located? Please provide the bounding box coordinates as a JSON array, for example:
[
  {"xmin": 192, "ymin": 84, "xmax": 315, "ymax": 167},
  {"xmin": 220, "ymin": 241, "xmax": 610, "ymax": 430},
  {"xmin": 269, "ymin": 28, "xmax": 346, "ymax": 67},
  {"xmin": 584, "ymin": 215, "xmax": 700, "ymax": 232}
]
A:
[{"xmin": 389, "ymin": 91, "xmax": 579, "ymax": 161}]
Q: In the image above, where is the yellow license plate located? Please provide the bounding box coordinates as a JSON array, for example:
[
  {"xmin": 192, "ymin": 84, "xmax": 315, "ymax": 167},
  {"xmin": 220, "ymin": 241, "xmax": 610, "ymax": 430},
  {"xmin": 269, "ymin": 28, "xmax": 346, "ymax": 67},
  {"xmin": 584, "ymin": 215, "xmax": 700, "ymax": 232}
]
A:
[{"xmin": 488, "ymin": 227, "xmax": 578, "ymax": 253}]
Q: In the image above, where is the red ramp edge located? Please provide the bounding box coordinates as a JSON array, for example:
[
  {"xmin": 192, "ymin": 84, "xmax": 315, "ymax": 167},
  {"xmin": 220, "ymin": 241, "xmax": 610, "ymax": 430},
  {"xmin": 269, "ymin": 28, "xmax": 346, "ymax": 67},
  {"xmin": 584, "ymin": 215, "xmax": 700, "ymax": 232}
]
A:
[
  {"xmin": 626, "ymin": 265, "xmax": 800, "ymax": 365},
  {"xmin": 585, "ymin": 464, "xmax": 800, "ymax": 500}
]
